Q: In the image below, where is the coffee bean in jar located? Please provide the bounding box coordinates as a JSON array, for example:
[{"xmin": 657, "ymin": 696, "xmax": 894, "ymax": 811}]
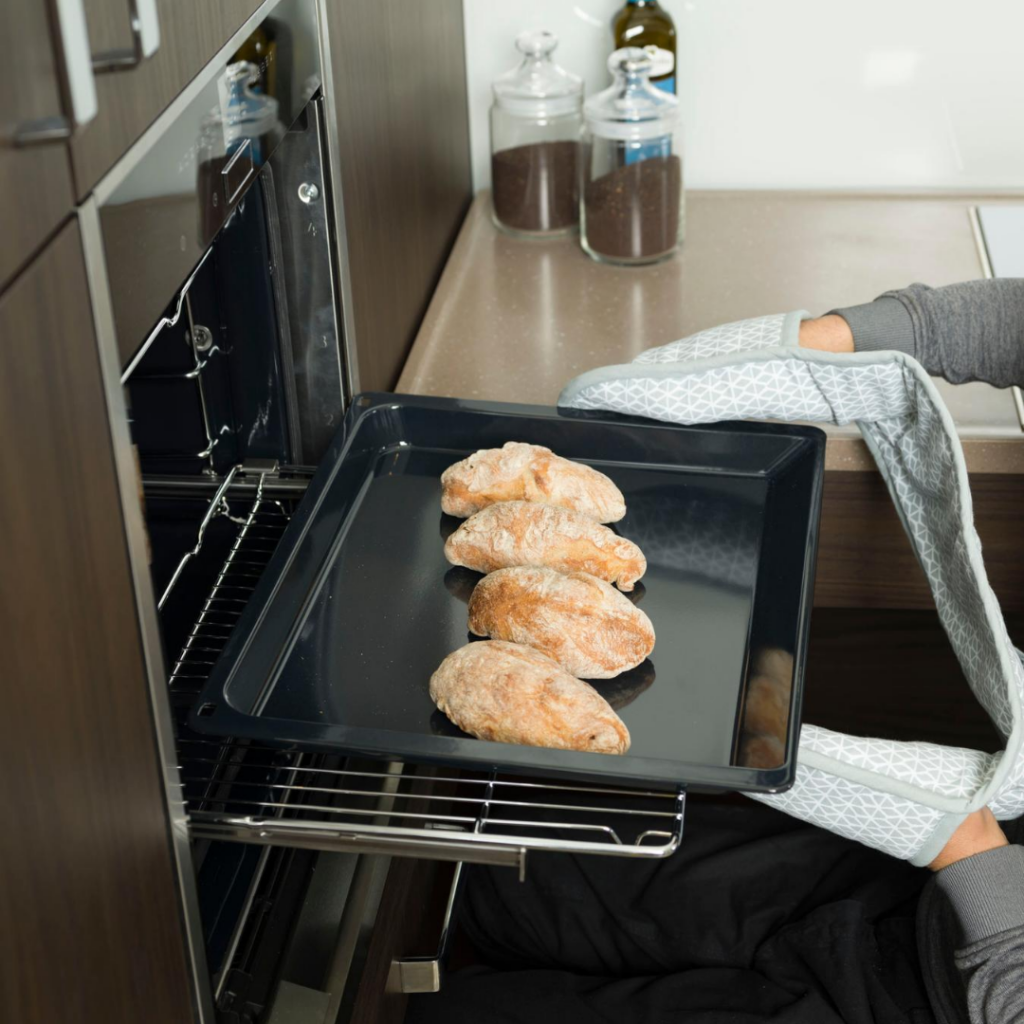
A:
[
  {"xmin": 490, "ymin": 31, "xmax": 583, "ymax": 238},
  {"xmin": 492, "ymin": 140, "xmax": 579, "ymax": 235},
  {"xmin": 581, "ymin": 47, "xmax": 684, "ymax": 265},
  {"xmin": 583, "ymin": 154, "xmax": 682, "ymax": 263}
]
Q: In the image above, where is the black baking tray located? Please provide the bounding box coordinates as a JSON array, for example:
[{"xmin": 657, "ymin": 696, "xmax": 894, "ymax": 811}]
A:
[{"xmin": 191, "ymin": 393, "xmax": 825, "ymax": 792}]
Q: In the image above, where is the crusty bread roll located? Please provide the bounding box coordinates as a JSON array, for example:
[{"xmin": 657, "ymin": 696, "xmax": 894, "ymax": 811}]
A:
[
  {"xmin": 429, "ymin": 640, "xmax": 630, "ymax": 754},
  {"xmin": 444, "ymin": 501, "xmax": 646, "ymax": 591},
  {"xmin": 468, "ymin": 566, "xmax": 654, "ymax": 679},
  {"xmin": 441, "ymin": 442, "xmax": 626, "ymax": 523}
]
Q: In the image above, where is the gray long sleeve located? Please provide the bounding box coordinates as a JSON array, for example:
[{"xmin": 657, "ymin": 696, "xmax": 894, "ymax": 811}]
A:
[
  {"xmin": 831, "ymin": 279, "xmax": 1024, "ymax": 389},
  {"xmin": 930, "ymin": 845, "xmax": 1024, "ymax": 1023}
]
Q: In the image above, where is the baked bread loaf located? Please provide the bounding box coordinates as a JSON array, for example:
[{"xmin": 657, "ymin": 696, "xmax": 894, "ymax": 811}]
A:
[
  {"xmin": 444, "ymin": 501, "xmax": 646, "ymax": 591},
  {"xmin": 441, "ymin": 442, "xmax": 626, "ymax": 522},
  {"xmin": 429, "ymin": 640, "xmax": 630, "ymax": 754},
  {"xmin": 468, "ymin": 566, "xmax": 655, "ymax": 679}
]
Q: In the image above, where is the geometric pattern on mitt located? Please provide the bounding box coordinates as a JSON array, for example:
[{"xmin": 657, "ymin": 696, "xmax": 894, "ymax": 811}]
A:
[{"xmin": 562, "ymin": 313, "xmax": 1024, "ymax": 861}]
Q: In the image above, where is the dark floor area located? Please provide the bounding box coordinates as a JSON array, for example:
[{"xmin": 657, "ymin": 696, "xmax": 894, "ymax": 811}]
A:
[{"xmin": 414, "ymin": 605, "xmax": 1023, "ymax": 1023}]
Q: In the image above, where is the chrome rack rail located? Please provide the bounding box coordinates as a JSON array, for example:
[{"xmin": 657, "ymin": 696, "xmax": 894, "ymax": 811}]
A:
[
  {"xmin": 182, "ymin": 748, "xmax": 685, "ymax": 876},
  {"xmin": 163, "ymin": 461, "xmax": 299, "ymax": 690}
]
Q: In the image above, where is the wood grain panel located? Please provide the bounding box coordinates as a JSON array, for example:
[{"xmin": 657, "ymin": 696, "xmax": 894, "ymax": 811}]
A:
[
  {"xmin": 85, "ymin": 0, "xmax": 134, "ymax": 56},
  {"xmin": 804, "ymin": 608, "xmax": 1016, "ymax": 752},
  {"xmin": 814, "ymin": 470, "xmax": 1024, "ymax": 610},
  {"xmin": 327, "ymin": 0, "xmax": 472, "ymax": 393},
  {"xmin": 0, "ymin": 222, "xmax": 195, "ymax": 1023},
  {"xmin": 0, "ymin": 0, "xmax": 76, "ymax": 289},
  {"xmin": 73, "ymin": 0, "xmax": 263, "ymax": 195}
]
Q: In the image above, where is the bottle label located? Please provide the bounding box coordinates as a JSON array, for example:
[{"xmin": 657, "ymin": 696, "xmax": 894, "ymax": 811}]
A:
[{"xmin": 644, "ymin": 45, "xmax": 675, "ymax": 78}]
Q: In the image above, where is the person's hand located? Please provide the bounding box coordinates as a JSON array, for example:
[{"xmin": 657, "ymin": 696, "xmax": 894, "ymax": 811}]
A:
[
  {"xmin": 799, "ymin": 314, "xmax": 854, "ymax": 353},
  {"xmin": 929, "ymin": 807, "xmax": 1009, "ymax": 872}
]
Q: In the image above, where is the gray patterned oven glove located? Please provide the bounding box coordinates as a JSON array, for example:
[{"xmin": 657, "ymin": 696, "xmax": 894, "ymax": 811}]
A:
[{"xmin": 559, "ymin": 311, "xmax": 1024, "ymax": 865}]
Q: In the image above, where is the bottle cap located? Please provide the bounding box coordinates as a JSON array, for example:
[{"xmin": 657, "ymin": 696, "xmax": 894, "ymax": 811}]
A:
[{"xmin": 584, "ymin": 46, "xmax": 678, "ymax": 141}]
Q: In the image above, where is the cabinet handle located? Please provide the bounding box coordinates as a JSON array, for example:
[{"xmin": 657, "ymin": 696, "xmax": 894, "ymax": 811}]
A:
[
  {"xmin": 92, "ymin": 0, "xmax": 161, "ymax": 72},
  {"xmin": 10, "ymin": 0, "xmax": 98, "ymax": 146},
  {"xmin": 391, "ymin": 861, "xmax": 466, "ymax": 994}
]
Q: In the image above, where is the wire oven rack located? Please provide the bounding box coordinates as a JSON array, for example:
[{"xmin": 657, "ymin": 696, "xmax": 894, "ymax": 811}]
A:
[{"xmin": 161, "ymin": 466, "xmax": 686, "ymax": 875}]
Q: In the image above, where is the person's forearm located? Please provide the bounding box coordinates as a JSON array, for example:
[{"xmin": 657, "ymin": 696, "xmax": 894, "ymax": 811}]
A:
[
  {"xmin": 927, "ymin": 812, "xmax": 1024, "ymax": 1024},
  {"xmin": 801, "ymin": 279, "xmax": 1024, "ymax": 390},
  {"xmin": 937, "ymin": 843, "xmax": 1024, "ymax": 1024}
]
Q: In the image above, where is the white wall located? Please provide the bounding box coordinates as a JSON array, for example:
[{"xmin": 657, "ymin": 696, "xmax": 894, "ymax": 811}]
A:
[{"xmin": 463, "ymin": 0, "xmax": 1024, "ymax": 191}]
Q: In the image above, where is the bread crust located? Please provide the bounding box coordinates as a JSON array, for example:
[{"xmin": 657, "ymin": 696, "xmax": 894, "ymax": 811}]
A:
[
  {"xmin": 444, "ymin": 501, "xmax": 646, "ymax": 591},
  {"xmin": 441, "ymin": 442, "xmax": 626, "ymax": 522},
  {"xmin": 429, "ymin": 640, "xmax": 630, "ymax": 754},
  {"xmin": 468, "ymin": 566, "xmax": 655, "ymax": 679}
]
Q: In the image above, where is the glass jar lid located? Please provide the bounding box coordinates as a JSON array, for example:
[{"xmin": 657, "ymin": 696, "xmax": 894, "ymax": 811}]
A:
[
  {"xmin": 584, "ymin": 47, "xmax": 678, "ymax": 141},
  {"xmin": 492, "ymin": 31, "xmax": 583, "ymax": 118}
]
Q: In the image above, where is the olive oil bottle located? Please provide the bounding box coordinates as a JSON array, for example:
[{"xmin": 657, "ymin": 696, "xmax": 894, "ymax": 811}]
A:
[{"xmin": 612, "ymin": 0, "xmax": 677, "ymax": 94}]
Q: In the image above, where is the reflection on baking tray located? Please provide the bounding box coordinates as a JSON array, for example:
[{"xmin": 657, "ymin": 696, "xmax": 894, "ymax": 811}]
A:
[
  {"xmin": 625, "ymin": 485, "xmax": 762, "ymax": 590},
  {"xmin": 737, "ymin": 647, "xmax": 795, "ymax": 769},
  {"xmin": 439, "ymin": 512, "xmax": 461, "ymax": 543},
  {"xmin": 588, "ymin": 659, "xmax": 656, "ymax": 711},
  {"xmin": 444, "ymin": 565, "xmax": 484, "ymax": 604}
]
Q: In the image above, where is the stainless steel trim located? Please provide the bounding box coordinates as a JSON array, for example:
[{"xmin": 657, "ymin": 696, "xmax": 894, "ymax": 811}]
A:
[
  {"xmin": 970, "ymin": 206, "xmax": 1024, "ymax": 430},
  {"xmin": 222, "ymin": 138, "xmax": 255, "ymax": 206},
  {"xmin": 11, "ymin": 116, "xmax": 72, "ymax": 146},
  {"xmin": 314, "ymin": 0, "xmax": 360, "ymax": 401},
  {"xmin": 188, "ymin": 816, "xmax": 530, "ymax": 868},
  {"xmin": 78, "ymin": 197, "xmax": 215, "ymax": 1024},
  {"xmin": 92, "ymin": 0, "xmax": 161, "ymax": 71},
  {"xmin": 969, "ymin": 205, "xmax": 995, "ymax": 279},
  {"xmin": 394, "ymin": 958, "xmax": 442, "ymax": 995},
  {"xmin": 212, "ymin": 846, "xmax": 274, "ymax": 1000}
]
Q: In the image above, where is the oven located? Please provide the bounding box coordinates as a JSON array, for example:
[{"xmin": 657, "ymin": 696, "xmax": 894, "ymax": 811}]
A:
[{"xmin": 76, "ymin": 2, "xmax": 684, "ymax": 1020}]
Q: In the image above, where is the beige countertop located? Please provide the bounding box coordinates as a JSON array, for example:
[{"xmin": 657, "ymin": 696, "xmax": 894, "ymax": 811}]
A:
[{"xmin": 398, "ymin": 191, "xmax": 1024, "ymax": 472}]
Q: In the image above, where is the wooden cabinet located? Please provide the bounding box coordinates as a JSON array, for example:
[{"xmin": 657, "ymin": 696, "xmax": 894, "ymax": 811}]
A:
[
  {"xmin": 72, "ymin": 0, "xmax": 264, "ymax": 196},
  {"xmin": 327, "ymin": 0, "xmax": 473, "ymax": 393},
  {"xmin": 0, "ymin": 221, "xmax": 195, "ymax": 1024},
  {"xmin": 0, "ymin": 0, "xmax": 77, "ymax": 290}
]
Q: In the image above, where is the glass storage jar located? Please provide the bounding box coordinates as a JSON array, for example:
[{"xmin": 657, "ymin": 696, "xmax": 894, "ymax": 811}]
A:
[
  {"xmin": 581, "ymin": 47, "xmax": 684, "ymax": 265},
  {"xmin": 490, "ymin": 31, "xmax": 583, "ymax": 237}
]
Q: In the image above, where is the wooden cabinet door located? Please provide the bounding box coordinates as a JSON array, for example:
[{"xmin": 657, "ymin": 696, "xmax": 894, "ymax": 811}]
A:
[
  {"xmin": 327, "ymin": 0, "xmax": 472, "ymax": 392},
  {"xmin": 72, "ymin": 0, "xmax": 264, "ymax": 196},
  {"xmin": 0, "ymin": 0, "xmax": 76, "ymax": 290},
  {"xmin": 0, "ymin": 221, "xmax": 196, "ymax": 1024}
]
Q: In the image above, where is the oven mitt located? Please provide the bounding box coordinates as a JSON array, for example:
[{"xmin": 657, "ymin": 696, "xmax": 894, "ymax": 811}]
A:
[{"xmin": 559, "ymin": 311, "xmax": 1024, "ymax": 866}]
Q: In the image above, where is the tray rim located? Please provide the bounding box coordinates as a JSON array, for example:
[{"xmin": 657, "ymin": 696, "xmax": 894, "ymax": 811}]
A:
[{"xmin": 189, "ymin": 392, "xmax": 826, "ymax": 794}]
